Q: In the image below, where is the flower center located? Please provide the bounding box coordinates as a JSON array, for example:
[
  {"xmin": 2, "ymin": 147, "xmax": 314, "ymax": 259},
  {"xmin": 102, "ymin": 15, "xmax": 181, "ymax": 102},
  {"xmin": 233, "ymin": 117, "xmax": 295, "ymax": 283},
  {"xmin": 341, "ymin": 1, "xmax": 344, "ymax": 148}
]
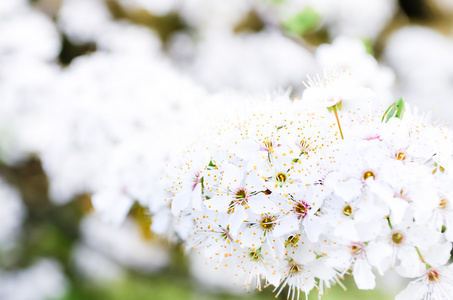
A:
[
  {"xmin": 286, "ymin": 235, "xmax": 300, "ymax": 246},
  {"xmin": 235, "ymin": 189, "xmax": 246, "ymax": 199},
  {"xmin": 439, "ymin": 199, "xmax": 448, "ymax": 209},
  {"xmin": 349, "ymin": 243, "xmax": 365, "ymax": 257},
  {"xmin": 363, "ymin": 171, "xmax": 375, "ymax": 180},
  {"xmin": 289, "ymin": 264, "xmax": 300, "ymax": 274},
  {"xmin": 192, "ymin": 172, "xmax": 201, "ymax": 190},
  {"xmin": 293, "ymin": 201, "xmax": 310, "ymax": 219},
  {"xmin": 395, "ymin": 152, "xmax": 407, "ymax": 161},
  {"xmin": 428, "ymin": 270, "xmax": 440, "ymax": 282},
  {"xmin": 260, "ymin": 215, "xmax": 276, "ymax": 232},
  {"xmin": 233, "ymin": 188, "xmax": 249, "ymax": 206},
  {"xmin": 248, "ymin": 248, "xmax": 261, "ymax": 262},
  {"xmin": 275, "ymin": 172, "xmax": 287, "ymax": 183},
  {"xmin": 261, "ymin": 138, "xmax": 278, "ymax": 152},
  {"xmin": 221, "ymin": 226, "xmax": 232, "ymax": 241},
  {"xmin": 299, "ymin": 140, "xmax": 310, "ymax": 155},
  {"xmin": 392, "ymin": 232, "xmax": 404, "ymax": 244},
  {"xmin": 343, "ymin": 204, "xmax": 353, "ymax": 217}
]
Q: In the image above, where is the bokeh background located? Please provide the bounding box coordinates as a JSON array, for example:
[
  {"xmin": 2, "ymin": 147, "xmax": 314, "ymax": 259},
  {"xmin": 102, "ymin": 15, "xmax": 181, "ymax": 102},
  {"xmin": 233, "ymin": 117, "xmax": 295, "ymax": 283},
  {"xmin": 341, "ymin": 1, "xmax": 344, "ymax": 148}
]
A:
[{"xmin": 1, "ymin": 0, "xmax": 453, "ymax": 299}]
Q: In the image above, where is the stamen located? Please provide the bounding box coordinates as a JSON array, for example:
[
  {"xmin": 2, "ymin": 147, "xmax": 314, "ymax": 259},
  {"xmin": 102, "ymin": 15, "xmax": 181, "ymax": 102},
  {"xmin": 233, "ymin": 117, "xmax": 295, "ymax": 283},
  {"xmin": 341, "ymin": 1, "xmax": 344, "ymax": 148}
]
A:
[
  {"xmin": 428, "ymin": 270, "xmax": 440, "ymax": 282},
  {"xmin": 260, "ymin": 215, "xmax": 276, "ymax": 232},
  {"xmin": 395, "ymin": 152, "xmax": 407, "ymax": 161},
  {"xmin": 343, "ymin": 204, "xmax": 353, "ymax": 217},
  {"xmin": 392, "ymin": 232, "xmax": 404, "ymax": 244},
  {"xmin": 363, "ymin": 171, "xmax": 375, "ymax": 180},
  {"xmin": 276, "ymin": 172, "xmax": 287, "ymax": 183}
]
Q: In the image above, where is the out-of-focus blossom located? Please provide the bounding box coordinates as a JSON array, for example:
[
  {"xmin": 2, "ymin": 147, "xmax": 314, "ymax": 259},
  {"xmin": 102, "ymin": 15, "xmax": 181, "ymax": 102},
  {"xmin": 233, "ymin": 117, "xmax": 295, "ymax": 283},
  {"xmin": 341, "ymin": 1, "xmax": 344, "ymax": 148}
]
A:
[
  {"xmin": 58, "ymin": 0, "xmax": 113, "ymax": 43},
  {"xmin": 384, "ymin": 26, "xmax": 453, "ymax": 123},
  {"xmin": 80, "ymin": 215, "xmax": 169, "ymax": 273},
  {"xmin": 171, "ymin": 30, "xmax": 316, "ymax": 92},
  {"xmin": 0, "ymin": 179, "xmax": 25, "ymax": 249},
  {"xmin": 268, "ymin": 0, "xmax": 397, "ymax": 40},
  {"xmin": 0, "ymin": 259, "xmax": 68, "ymax": 300}
]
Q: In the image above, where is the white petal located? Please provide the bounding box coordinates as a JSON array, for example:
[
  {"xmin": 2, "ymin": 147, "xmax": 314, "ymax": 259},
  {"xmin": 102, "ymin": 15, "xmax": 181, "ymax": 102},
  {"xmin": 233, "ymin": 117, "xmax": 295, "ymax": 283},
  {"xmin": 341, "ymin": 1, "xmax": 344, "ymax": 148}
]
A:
[
  {"xmin": 303, "ymin": 216, "xmax": 327, "ymax": 242},
  {"xmin": 248, "ymin": 194, "xmax": 277, "ymax": 214},
  {"xmin": 422, "ymin": 242, "xmax": 452, "ymax": 268},
  {"xmin": 272, "ymin": 216, "xmax": 298, "ymax": 237},
  {"xmin": 239, "ymin": 225, "xmax": 263, "ymax": 248},
  {"xmin": 367, "ymin": 241, "xmax": 392, "ymax": 275},
  {"xmin": 353, "ymin": 258, "xmax": 376, "ymax": 290},
  {"xmin": 204, "ymin": 194, "xmax": 231, "ymax": 213},
  {"xmin": 395, "ymin": 280, "xmax": 427, "ymax": 300},
  {"xmin": 228, "ymin": 207, "xmax": 248, "ymax": 236},
  {"xmin": 91, "ymin": 190, "xmax": 134, "ymax": 225}
]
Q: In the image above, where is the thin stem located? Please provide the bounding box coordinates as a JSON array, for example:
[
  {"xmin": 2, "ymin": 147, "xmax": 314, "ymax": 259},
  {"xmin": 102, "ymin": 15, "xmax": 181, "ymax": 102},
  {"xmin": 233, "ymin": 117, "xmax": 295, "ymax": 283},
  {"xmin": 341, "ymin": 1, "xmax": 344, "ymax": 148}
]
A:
[
  {"xmin": 333, "ymin": 106, "xmax": 344, "ymax": 140},
  {"xmin": 415, "ymin": 246, "xmax": 432, "ymax": 269}
]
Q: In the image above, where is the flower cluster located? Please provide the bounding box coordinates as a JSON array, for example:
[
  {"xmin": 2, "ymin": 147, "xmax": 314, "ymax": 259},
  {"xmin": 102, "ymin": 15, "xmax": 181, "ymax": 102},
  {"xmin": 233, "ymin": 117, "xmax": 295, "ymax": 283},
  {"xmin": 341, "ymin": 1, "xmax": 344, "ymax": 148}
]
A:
[{"xmin": 161, "ymin": 72, "xmax": 453, "ymax": 300}]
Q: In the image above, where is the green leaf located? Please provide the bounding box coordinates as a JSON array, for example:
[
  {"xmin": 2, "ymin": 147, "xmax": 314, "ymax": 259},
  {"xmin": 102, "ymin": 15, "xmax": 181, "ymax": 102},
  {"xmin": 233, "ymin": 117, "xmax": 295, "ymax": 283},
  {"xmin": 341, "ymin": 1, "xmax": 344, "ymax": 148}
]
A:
[
  {"xmin": 361, "ymin": 37, "xmax": 374, "ymax": 56},
  {"xmin": 382, "ymin": 98, "xmax": 405, "ymax": 123},
  {"xmin": 207, "ymin": 160, "xmax": 216, "ymax": 170},
  {"xmin": 283, "ymin": 7, "xmax": 320, "ymax": 36},
  {"xmin": 326, "ymin": 101, "xmax": 342, "ymax": 113}
]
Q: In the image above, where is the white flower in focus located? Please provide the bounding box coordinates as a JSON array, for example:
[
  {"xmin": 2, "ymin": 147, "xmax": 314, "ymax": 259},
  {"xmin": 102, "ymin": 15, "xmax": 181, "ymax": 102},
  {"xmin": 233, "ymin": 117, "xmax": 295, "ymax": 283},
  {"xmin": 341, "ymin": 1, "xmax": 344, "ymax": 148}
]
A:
[
  {"xmin": 301, "ymin": 70, "xmax": 375, "ymax": 109},
  {"xmin": 396, "ymin": 264, "xmax": 453, "ymax": 300},
  {"xmin": 280, "ymin": 185, "xmax": 329, "ymax": 242},
  {"xmin": 204, "ymin": 163, "xmax": 275, "ymax": 236},
  {"xmin": 274, "ymin": 245, "xmax": 318, "ymax": 300}
]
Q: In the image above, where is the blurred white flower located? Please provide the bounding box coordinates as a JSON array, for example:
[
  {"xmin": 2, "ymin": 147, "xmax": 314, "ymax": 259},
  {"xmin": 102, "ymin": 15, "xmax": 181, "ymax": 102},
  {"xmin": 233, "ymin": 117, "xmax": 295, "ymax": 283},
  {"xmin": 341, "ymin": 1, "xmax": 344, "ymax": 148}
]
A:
[
  {"xmin": 0, "ymin": 259, "xmax": 67, "ymax": 300},
  {"xmin": 0, "ymin": 179, "xmax": 24, "ymax": 249},
  {"xmin": 384, "ymin": 26, "xmax": 453, "ymax": 123},
  {"xmin": 0, "ymin": 7, "xmax": 60, "ymax": 61},
  {"xmin": 173, "ymin": 31, "xmax": 316, "ymax": 92},
  {"xmin": 58, "ymin": 0, "xmax": 113, "ymax": 43},
  {"xmin": 302, "ymin": 69, "xmax": 375, "ymax": 108},
  {"xmin": 80, "ymin": 215, "xmax": 169, "ymax": 273}
]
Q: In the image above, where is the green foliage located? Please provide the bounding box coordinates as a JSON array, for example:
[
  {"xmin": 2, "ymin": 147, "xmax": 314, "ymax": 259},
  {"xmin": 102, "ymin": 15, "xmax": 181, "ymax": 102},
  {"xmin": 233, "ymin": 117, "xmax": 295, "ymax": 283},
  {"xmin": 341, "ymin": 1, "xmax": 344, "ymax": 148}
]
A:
[
  {"xmin": 283, "ymin": 7, "xmax": 320, "ymax": 36},
  {"xmin": 361, "ymin": 37, "xmax": 375, "ymax": 56},
  {"xmin": 382, "ymin": 98, "xmax": 405, "ymax": 123}
]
